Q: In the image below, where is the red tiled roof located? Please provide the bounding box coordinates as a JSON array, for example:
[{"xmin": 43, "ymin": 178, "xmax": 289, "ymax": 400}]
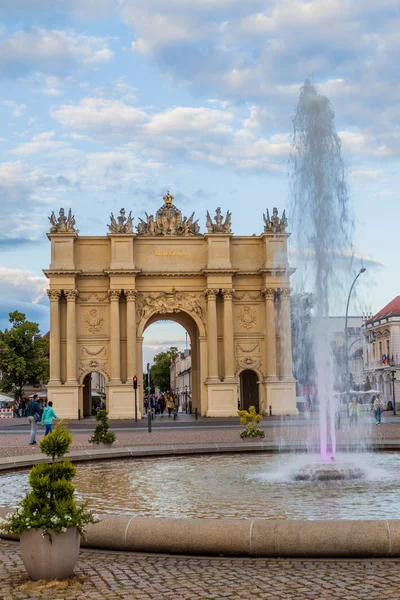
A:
[
  {"xmin": 43, "ymin": 331, "xmax": 50, "ymax": 339},
  {"xmin": 371, "ymin": 296, "xmax": 400, "ymax": 321}
]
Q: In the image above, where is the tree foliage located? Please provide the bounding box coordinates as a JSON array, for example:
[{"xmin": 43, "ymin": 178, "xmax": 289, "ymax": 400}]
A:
[
  {"xmin": 0, "ymin": 311, "xmax": 49, "ymax": 400},
  {"xmin": 150, "ymin": 346, "xmax": 179, "ymax": 392}
]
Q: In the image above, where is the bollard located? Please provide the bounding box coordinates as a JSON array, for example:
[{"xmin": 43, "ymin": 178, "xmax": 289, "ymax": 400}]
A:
[
  {"xmin": 269, "ymin": 405, "xmax": 272, "ymax": 417},
  {"xmin": 195, "ymin": 407, "xmax": 198, "ymax": 420},
  {"xmin": 78, "ymin": 408, "xmax": 81, "ymax": 420},
  {"xmin": 147, "ymin": 409, "xmax": 152, "ymax": 433}
]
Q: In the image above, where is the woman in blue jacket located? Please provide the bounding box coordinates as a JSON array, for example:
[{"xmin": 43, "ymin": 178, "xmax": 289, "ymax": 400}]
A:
[{"xmin": 41, "ymin": 401, "xmax": 59, "ymax": 436}]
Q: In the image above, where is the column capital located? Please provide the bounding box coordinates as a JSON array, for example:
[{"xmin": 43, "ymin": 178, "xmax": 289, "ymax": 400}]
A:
[
  {"xmin": 64, "ymin": 289, "xmax": 79, "ymax": 302},
  {"xmin": 280, "ymin": 288, "xmax": 291, "ymax": 299},
  {"xmin": 205, "ymin": 288, "xmax": 219, "ymax": 300},
  {"xmin": 125, "ymin": 290, "xmax": 138, "ymax": 301},
  {"xmin": 108, "ymin": 289, "xmax": 122, "ymax": 302},
  {"xmin": 221, "ymin": 288, "xmax": 235, "ymax": 300},
  {"xmin": 262, "ymin": 288, "xmax": 277, "ymax": 300},
  {"xmin": 47, "ymin": 289, "xmax": 62, "ymax": 302}
]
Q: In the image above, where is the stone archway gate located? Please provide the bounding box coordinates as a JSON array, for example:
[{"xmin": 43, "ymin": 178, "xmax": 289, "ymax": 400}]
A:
[{"xmin": 45, "ymin": 194, "xmax": 297, "ymax": 419}]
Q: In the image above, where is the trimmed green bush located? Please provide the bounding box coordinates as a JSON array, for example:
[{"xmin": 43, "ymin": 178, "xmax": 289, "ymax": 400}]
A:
[
  {"xmin": 0, "ymin": 421, "xmax": 98, "ymax": 539},
  {"xmin": 89, "ymin": 409, "xmax": 116, "ymax": 445}
]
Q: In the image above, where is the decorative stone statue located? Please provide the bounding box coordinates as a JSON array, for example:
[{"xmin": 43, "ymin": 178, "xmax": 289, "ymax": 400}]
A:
[
  {"xmin": 48, "ymin": 208, "xmax": 77, "ymax": 233},
  {"xmin": 263, "ymin": 207, "xmax": 287, "ymax": 233},
  {"xmin": 136, "ymin": 192, "xmax": 200, "ymax": 236},
  {"xmin": 205, "ymin": 207, "xmax": 232, "ymax": 233},
  {"xmin": 108, "ymin": 208, "xmax": 133, "ymax": 234}
]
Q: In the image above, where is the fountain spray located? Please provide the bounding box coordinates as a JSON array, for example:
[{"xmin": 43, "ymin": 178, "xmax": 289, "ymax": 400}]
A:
[{"xmin": 290, "ymin": 80, "xmax": 354, "ymax": 461}]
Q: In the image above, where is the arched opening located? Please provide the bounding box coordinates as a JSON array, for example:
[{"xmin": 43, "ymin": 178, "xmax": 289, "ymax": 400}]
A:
[
  {"xmin": 82, "ymin": 372, "xmax": 107, "ymax": 417},
  {"xmin": 239, "ymin": 369, "xmax": 260, "ymax": 412},
  {"xmin": 139, "ymin": 310, "xmax": 203, "ymax": 415}
]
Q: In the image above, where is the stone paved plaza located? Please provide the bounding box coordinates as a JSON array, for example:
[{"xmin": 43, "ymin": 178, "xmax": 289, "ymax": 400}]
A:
[
  {"xmin": 0, "ymin": 415, "xmax": 399, "ymax": 459},
  {"xmin": 2, "ymin": 418, "xmax": 400, "ymax": 598},
  {"xmin": 1, "ymin": 540, "xmax": 400, "ymax": 600}
]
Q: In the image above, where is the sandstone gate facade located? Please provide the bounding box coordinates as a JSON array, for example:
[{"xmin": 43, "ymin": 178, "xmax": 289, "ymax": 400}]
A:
[{"xmin": 45, "ymin": 195, "xmax": 296, "ymax": 418}]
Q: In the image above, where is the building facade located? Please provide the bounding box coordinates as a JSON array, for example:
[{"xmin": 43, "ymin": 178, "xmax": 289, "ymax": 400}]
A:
[
  {"xmin": 170, "ymin": 350, "xmax": 192, "ymax": 411},
  {"xmin": 362, "ymin": 297, "xmax": 400, "ymax": 406},
  {"xmin": 45, "ymin": 194, "xmax": 297, "ymax": 418}
]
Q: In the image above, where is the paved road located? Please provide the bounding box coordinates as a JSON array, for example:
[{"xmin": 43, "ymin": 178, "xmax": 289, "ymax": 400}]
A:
[{"xmin": 1, "ymin": 540, "xmax": 399, "ymax": 599}]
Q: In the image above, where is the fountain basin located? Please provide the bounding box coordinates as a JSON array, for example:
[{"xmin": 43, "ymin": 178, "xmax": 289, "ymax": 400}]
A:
[{"xmin": 293, "ymin": 462, "xmax": 365, "ymax": 481}]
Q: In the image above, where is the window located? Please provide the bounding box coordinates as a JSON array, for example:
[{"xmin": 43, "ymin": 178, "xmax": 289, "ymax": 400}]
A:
[
  {"xmin": 386, "ymin": 339, "xmax": 390, "ymax": 358},
  {"xmin": 379, "ymin": 341, "xmax": 382, "ymax": 361}
]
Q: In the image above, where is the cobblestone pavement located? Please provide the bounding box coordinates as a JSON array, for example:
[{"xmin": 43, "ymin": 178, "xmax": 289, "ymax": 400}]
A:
[
  {"xmin": 0, "ymin": 416, "xmax": 399, "ymax": 459},
  {"xmin": 1, "ymin": 540, "xmax": 400, "ymax": 600}
]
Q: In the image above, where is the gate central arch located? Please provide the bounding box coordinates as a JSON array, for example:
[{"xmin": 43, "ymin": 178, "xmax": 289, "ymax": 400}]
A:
[
  {"xmin": 140, "ymin": 309, "xmax": 203, "ymax": 415},
  {"xmin": 45, "ymin": 193, "xmax": 297, "ymax": 418}
]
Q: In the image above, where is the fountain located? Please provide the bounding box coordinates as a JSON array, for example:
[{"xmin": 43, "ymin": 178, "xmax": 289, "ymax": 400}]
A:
[{"xmin": 289, "ymin": 79, "xmax": 358, "ymax": 479}]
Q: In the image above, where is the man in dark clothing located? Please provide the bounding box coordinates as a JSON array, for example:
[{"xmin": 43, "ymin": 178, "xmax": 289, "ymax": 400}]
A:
[{"xmin": 27, "ymin": 394, "xmax": 41, "ymax": 445}]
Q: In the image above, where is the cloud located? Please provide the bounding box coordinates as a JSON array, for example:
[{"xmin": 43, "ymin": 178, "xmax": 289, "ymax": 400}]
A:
[
  {"xmin": 0, "ymin": 28, "xmax": 114, "ymax": 78},
  {"xmin": 120, "ymin": 0, "xmax": 400, "ymax": 154},
  {"xmin": 3, "ymin": 100, "xmax": 26, "ymax": 117},
  {"xmin": 51, "ymin": 98, "xmax": 148, "ymax": 141},
  {"xmin": 0, "ymin": 268, "xmax": 49, "ymax": 333},
  {"xmin": 0, "ymin": 267, "xmax": 48, "ymax": 304},
  {"xmin": 11, "ymin": 131, "xmax": 72, "ymax": 156}
]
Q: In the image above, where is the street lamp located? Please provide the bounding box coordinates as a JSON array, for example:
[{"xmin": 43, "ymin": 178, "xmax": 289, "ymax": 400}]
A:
[
  {"xmin": 345, "ymin": 268, "xmax": 366, "ymax": 396},
  {"xmin": 391, "ymin": 370, "xmax": 396, "ymax": 416}
]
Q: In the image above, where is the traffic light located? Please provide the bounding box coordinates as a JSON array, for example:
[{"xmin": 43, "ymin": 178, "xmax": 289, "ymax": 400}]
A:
[{"xmin": 133, "ymin": 376, "xmax": 138, "ymax": 389}]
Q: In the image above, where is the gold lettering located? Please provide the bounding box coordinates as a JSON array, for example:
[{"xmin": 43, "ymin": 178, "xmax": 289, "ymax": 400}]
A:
[{"xmin": 154, "ymin": 250, "xmax": 187, "ymax": 257}]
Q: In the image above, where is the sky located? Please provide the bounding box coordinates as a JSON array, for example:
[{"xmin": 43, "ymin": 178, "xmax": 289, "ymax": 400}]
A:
[{"xmin": 0, "ymin": 0, "xmax": 399, "ymax": 361}]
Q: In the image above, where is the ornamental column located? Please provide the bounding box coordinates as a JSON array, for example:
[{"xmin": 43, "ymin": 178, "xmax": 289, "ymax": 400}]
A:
[
  {"xmin": 206, "ymin": 288, "xmax": 219, "ymax": 380},
  {"xmin": 47, "ymin": 289, "xmax": 62, "ymax": 383},
  {"xmin": 279, "ymin": 288, "xmax": 294, "ymax": 379},
  {"xmin": 263, "ymin": 288, "xmax": 278, "ymax": 379},
  {"xmin": 125, "ymin": 290, "xmax": 137, "ymax": 383},
  {"xmin": 109, "ymin": 290, "xmax": 122, "ymax": 383},
  {"xmin": 222, "ymin": 288, "xmax": 235, "ymax": 380},
  {"xmin": 65, "ymin": 289, "xmax": 79, "ymax": 383}
]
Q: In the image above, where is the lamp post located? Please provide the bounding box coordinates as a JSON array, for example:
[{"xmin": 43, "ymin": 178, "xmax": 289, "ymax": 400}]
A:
[
  {"xmin": 345, "ymin": 268, "xmax": 366, "ymax": 397},
  {"xmin": 391, "ymin": 370, "xmax": 396, "ymax": 416}
]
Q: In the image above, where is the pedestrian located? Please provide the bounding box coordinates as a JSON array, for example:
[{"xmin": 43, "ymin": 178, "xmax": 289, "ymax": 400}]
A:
[
  {"xmin": 348, "ymin": 397, "xmax": 360, "ymax": 427},
  {"xmin": 27, "ymin": 394, "xmax": 42, "ymax": 445},
  {"xmin": 373, "ymin": 394, "xmax": 382, "ymax": 425},
  {"xmin": 166, "ymin": 394, "xmax": 174, "ymax": 417},
  {"xmin": 41, "ymin": 401, "xmax": 59, "ymax": 436}
]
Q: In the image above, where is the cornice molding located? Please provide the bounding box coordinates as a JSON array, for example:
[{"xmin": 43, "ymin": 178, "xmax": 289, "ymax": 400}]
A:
[{"xmin": 43, "ymin": 270, "xmax": 81, "ymax": 278}]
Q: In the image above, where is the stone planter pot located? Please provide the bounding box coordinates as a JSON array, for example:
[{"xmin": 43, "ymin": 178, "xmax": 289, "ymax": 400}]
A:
[
  {"xmin": 20, "ymin": 526, "xmax": 80, "ymax": 580},
  {"xmin": 241, "ymin": 436, "xmax": 265, "ymax": 442}
]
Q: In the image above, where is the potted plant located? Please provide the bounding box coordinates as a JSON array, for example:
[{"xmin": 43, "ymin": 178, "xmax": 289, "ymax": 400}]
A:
[
  {"xmin": 238, "ymin": 405, "xmax": 265, "ymax": 440},
  {"xmin": 0, "ymin": 422, "xmax": 98, "ymax": 580},
  {"xmin": 89, "ymin": 409, "xmax": 116, "ymax": 448}
]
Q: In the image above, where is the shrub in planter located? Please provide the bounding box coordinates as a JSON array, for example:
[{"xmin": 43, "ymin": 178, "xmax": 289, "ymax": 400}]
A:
[
  {"xmin": 238, "ymin": 405, "xmax": 265, "ymax": 439},
  {"xmin": 0, "ymin": 421, "xmax": 98, "ymax": 580},
  {"xmin": 88, "ymin": 409, "xmax": 116, "ymax": 446}
]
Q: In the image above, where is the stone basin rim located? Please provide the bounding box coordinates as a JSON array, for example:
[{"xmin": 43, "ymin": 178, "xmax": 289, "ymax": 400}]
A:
[{"xmin": 2, "ymin": 445, "xmax": 400, "ymax": 558}]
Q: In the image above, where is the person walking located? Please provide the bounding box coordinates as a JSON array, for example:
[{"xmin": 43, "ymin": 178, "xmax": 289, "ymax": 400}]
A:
[
  {"xmin": 27, "ymin": 394, "xmax": 42, "ymax": 445},
  {"xmin": 41, "ymin": 401, "xmax": 58, "ymax": 436},
  {"xmin": 373, "ymin": 393, "xmax": 382, "ymax": 425},
  {"xmin": 166, "ymin": 394, "xmax": 174, "ymax": 417},
  {"xmin": 348, "ymin": 397, "xmax": 360, "ymax": 427}
]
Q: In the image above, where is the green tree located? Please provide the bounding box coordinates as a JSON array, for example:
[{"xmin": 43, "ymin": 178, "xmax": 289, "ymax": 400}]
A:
[
  {"xmin": 0, "ymin": 311, "xmax": 49, "ymax": 400},
  {"xmin": 150, "ymin": 346, "xmax": 179, "ymax": 392}
]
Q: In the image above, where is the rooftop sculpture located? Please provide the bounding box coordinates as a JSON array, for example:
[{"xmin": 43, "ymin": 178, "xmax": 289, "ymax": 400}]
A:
[
  {"xmin": 108, "ymin": 208, "xmax": 133, "ymax": 234},
  {"xmin": 48, "ymin": 208, "xmax": 77, "ymax": 233},
  {"xmin": 263, "ymin": 207, "xmax": 287, "ymax": 233},
  {"xmin": 205, "ymin": 207, "xmax": 232, "ymax": 233},
  {"xmin": 137, "ymin": 192, "xmax": 200, "ymax": 236}
]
